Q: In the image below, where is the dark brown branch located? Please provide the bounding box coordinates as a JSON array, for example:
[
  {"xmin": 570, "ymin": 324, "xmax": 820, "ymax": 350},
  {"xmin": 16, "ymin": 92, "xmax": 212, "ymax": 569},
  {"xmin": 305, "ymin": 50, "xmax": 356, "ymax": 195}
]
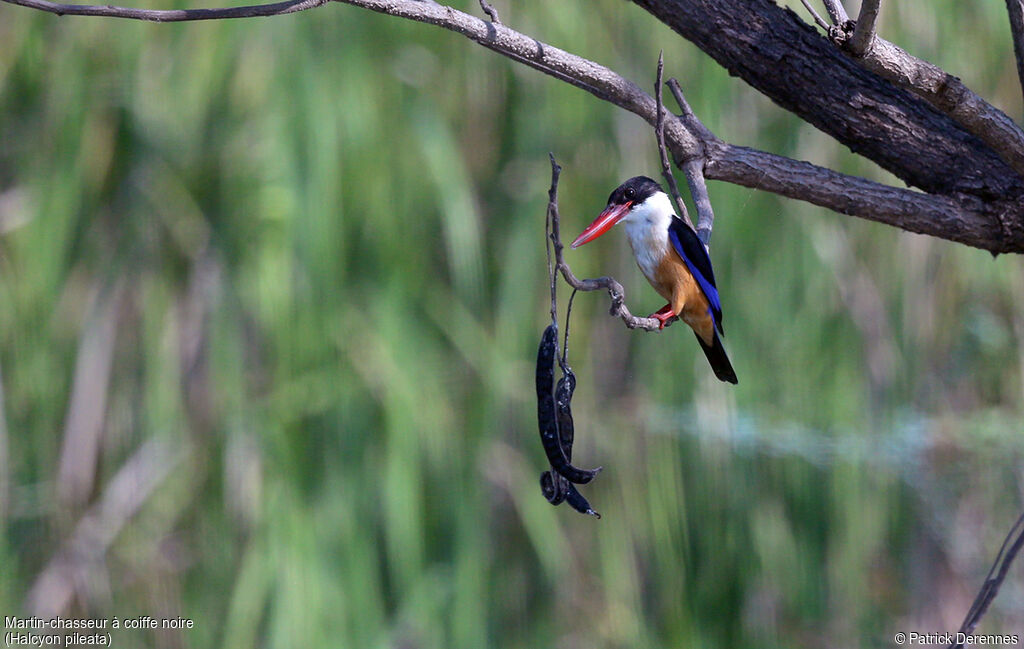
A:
[
  {"xmin": 1007, "ymin": 0, "xmax": 1024, "ymax": 107},
  {"xmin": 703, "ymin": 141, "xmax": 993, "ymax": 246},
  {"xmin": 547, "ymin": 155, "xmax": 666, "ymax": 332},
  {"xmin": 828, "ymin": 24, "xmax": 1024, "ymax": 178},
  {"xmin": 948, "ymin": 509, "xmax": 1024, "ymax": 648},
  {"xmin": 632, "ymin": 1, "xmax": 1024, "ymax": 226},
  {"xmin": 2, "ymin": 0, "xmax": 327, "ymax": 20},
  {"xmin": 848, "ymin": 0, "xmax": 880, "ymax": 56},
  {"xmin": 654, "ymin": 52, "xmax": 695, "ymax": 231}
]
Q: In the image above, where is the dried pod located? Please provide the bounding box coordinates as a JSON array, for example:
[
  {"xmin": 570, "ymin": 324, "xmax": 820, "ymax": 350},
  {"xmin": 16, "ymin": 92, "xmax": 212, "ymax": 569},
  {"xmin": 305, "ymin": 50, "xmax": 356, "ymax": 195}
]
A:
[{"xmin": 536, "ymin": 326, "xmax": 601, "ymax": 484}]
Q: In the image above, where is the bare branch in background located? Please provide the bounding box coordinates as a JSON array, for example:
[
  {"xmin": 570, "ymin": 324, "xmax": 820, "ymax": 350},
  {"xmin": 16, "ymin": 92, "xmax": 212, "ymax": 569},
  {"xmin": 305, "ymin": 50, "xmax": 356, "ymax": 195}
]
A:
[
  {"xmin": 820, "ymin": 0, "xmax": 848, "ymax": 24},
  {"xmin": 2, "ymin": 0, "xmax": 328, "ymax": 20},
  {"xmin": 848, "ymin": 0, "xmax": 880, "ymax": 56},
  {"xmin": 547, "ymin": 155, "xmax": 667, "ymax": 333},
  {"xmin": 27, "ymin": 439, "xmax": 184, "ymax": 618},
  {"xmin": 654, "ymin": 52, "xmax": 695, "ymax": 232},
  {"xmin": 948, "ymin": 509, "xmax": 1024, "ymax": 649},
  {"xmin": 1007, "ymin": 0, "xmax": 1024, "ymax": 107},
  {"xmin": 56, "ymin": 282, "xmax": 123, "ymax": 510}
]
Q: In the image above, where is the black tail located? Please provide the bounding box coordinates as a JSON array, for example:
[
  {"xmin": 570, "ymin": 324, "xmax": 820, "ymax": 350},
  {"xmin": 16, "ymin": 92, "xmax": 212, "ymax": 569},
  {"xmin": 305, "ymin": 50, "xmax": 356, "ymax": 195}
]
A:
[{"xmin": 695, "ymin": 330, "xmax": 738, "ymax": 384}]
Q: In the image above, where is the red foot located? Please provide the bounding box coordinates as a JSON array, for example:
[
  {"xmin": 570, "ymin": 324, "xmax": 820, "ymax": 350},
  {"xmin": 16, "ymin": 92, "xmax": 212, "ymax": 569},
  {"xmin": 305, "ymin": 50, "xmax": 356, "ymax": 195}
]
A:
[{"xmin": 649, "ymin": 304, "xmax": 676, "ymax": 330}]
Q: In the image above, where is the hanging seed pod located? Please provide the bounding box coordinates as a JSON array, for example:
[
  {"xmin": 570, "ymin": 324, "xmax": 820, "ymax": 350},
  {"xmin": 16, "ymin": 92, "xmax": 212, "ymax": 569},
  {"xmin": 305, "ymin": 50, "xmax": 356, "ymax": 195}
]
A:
[{"xmin": 536, "ymin": 325, "xmax": 601, "ymax": 484}]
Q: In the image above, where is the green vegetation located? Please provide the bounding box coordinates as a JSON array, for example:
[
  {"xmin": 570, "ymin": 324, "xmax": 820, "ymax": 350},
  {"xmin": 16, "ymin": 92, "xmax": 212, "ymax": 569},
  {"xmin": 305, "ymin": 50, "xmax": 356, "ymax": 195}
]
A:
[{"xmin": 1, "ymin": 1, "xmax": 1023, "ymax": 647}]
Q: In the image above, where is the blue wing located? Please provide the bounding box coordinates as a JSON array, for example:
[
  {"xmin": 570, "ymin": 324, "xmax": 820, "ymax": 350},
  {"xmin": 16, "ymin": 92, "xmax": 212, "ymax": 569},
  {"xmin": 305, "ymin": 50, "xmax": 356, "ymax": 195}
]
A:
[{"xmin": 668, "ymin": 218, "xmax": 723, "ymax": 334}]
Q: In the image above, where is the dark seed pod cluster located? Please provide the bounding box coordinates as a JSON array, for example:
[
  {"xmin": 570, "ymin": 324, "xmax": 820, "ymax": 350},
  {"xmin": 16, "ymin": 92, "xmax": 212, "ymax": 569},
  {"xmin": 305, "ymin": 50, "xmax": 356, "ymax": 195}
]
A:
[{"xmin": 536, "ymin": 324, "xmax": 601, "ymax": 518}]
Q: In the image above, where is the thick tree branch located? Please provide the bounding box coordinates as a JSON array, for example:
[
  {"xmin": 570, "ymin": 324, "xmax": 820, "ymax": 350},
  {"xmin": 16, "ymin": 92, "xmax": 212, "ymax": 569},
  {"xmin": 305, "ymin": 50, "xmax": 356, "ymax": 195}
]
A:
[
  {"xmin": 632, "ymin": 1, "xmax": 1024, "ymax": 204},
  {"xmin": 848, "ymin": 0, "xmax": 879, "ymax": 56},
  {"xmin": 703, "ymin": 141, "xmax": 996, "ymax": 246},
  {"xmin": 3, "ymin": 0, "xmax": 328, "ymax": 21},
  {"xmin": 1007, "ymin": 0, "xmax": 1024, "ymax": 108}
]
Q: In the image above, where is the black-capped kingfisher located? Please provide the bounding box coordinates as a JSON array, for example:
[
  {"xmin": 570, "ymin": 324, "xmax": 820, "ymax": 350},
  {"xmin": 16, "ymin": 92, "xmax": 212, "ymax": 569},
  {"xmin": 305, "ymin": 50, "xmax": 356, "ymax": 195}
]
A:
[{"xmin": 570, "ymin": 176, "xmax": 738, "ymax": 384}]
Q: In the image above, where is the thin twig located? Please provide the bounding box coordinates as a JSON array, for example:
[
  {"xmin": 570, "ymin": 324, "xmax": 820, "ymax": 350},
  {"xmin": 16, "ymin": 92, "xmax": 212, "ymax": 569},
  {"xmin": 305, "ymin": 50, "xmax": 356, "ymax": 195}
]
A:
[
  {"xmin": 560, "ymin": 289, "xmax": 577, "ymax": 371},
  {"xmin": 799, "ymin": 0, "xmax": 830, "ymax": 30},
  {"xmin": 547, "ymin": 154, "xmax": 667, "ymax": 332},
  {"xmin": 666, "ymin": 78, "xmax": 717, "ymax": 246},
  {"xmin": 1006, "ymin": 0, "xmax": 1024, "ymax": 109},
  {"xmin": 849, "ymin": 0, "xmax": 880, "ymax": 56},
  {"xmin": 3, "ymin": 0, "xmax": 328, "ymax": 20},
  {"xmin": 478, "ymin": 0, "xmax": 499, "ymax": 24},
  {"xmin": 654, "ymin": 52, "xmax": 694, "ymax": 230},
  {"xmin": 821, "ymin": 0, "xmax": 848, "ymax": 24},
  {"xmin": 947, "ymin": 508, "xmax": 1024, "ymax": 648}
]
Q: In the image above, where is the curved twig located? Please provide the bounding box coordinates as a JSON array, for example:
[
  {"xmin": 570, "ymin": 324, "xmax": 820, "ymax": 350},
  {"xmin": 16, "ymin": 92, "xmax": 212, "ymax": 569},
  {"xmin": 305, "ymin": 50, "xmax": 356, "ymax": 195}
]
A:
[
  {"xmin": 547, "ymin": 154, "xmax": 666, "ymax": 332},
  {"xmin": 947, "ymin": 508, "xmax": 1024, "ymax": 648}
]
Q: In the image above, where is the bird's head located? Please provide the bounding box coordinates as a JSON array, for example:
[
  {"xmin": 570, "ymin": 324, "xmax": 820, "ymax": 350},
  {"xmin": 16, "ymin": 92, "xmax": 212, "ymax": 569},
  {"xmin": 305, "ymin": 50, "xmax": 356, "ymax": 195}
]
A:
[{"xmin": 570, "ymin": 176, "xmax": 665, "ymax": 248}]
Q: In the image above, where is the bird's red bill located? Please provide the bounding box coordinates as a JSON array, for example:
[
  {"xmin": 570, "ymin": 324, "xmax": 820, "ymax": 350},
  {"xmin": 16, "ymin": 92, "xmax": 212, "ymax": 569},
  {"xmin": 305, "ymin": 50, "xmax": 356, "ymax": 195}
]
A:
[{"xmin": 570, "ymin": 202, "xmax": 632, "ymax": 248}]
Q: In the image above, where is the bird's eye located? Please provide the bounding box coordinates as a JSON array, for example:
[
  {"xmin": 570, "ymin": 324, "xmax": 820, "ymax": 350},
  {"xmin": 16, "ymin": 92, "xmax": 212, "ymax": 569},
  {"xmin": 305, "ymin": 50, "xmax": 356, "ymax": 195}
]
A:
[{"xmin": 625, "ymin": 188, "xmax": 635, "ymax": 200}]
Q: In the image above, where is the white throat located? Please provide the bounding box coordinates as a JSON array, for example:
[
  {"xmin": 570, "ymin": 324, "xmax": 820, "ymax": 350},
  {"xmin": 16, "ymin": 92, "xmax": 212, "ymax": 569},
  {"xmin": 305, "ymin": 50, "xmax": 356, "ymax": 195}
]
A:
[{"xmin": 621, "ymin": 191, "xmax": 674, "ymax": 280}]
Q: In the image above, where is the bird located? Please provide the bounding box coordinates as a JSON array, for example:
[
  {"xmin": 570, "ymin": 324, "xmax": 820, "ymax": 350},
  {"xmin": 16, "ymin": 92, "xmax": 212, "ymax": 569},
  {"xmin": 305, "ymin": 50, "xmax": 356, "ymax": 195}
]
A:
[{"xmin": 570, "ymin": 176, "xmax": 737, "ymax": 384}]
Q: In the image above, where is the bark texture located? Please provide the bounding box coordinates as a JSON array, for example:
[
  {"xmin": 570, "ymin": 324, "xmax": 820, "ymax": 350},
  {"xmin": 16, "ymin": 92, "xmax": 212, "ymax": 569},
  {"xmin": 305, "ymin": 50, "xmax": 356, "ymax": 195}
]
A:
[{"xmin": 633, "ymin": 0, "xmax": 1024, "ymax": 252}]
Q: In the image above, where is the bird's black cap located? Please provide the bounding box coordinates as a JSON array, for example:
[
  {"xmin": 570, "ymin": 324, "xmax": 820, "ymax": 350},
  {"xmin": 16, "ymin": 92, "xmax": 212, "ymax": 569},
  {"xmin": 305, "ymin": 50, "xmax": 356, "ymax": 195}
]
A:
[{"xmin": 607, "ymin": 176, "xmax": 663, "ymax": 207}]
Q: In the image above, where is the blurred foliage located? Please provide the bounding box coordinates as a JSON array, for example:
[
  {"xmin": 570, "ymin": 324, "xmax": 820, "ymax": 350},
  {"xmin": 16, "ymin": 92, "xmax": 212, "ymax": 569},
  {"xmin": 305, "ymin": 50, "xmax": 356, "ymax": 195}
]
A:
[{"xmin": 1, "ymin": 1, "xmax": 1023, "ymax": 647}]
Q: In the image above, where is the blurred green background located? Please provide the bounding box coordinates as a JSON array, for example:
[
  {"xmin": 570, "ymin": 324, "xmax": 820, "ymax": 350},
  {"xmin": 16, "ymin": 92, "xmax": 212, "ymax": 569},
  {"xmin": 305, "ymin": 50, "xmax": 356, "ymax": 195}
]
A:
[{"xmin": 1, "ymin": 1, "xmax": 1023, "ymax": 647}]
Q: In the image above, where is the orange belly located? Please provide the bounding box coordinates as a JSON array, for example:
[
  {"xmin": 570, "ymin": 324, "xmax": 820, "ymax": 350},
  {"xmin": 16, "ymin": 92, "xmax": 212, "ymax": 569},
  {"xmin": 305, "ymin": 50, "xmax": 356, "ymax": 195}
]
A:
[{"xmin": 644, "ymin": 251, "xmax": 715, "ymax": 345}]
